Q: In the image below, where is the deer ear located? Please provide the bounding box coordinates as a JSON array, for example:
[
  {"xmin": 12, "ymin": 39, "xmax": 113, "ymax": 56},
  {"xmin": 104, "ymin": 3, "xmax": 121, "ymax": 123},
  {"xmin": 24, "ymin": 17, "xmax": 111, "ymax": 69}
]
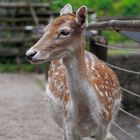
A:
[
  {"xmin": 76, "ymin": 6, "xmax": 88, "ymax": 28},
  {"xmin": 60, "ymin": 3, "xmax": 73, "ymax": 16}
]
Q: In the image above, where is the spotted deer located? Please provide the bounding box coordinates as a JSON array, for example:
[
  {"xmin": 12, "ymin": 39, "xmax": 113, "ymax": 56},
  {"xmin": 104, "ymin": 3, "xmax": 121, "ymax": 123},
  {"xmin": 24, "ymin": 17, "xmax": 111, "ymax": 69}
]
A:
[{"xmin": 26, "ymin": 4, "xmax": 121, "ymax": 140}]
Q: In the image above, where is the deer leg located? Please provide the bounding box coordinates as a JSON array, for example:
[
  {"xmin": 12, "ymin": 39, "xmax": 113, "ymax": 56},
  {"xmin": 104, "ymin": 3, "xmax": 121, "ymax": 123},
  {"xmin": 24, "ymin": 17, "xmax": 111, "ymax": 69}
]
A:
[
  {"xmin": 95, "ymin": 126, "xmax": 108, "ymax": 140},
  {"xmin": 64, "ymin": 122, "xmax": 82, "ymax": 140},
  {"xmin": 105, "ymin": 132, "xmax": 116, "ymax": 140},
  {"xmin": 63, "ymin": 129, "xmax": 67, "ymax": 140}
]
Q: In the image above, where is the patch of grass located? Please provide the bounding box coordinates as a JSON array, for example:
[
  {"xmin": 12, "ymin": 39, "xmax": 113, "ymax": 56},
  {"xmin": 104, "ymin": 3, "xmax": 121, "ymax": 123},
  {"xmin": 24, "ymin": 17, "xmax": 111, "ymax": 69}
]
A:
[
  {"xmin": 0, "ymin": 63, "xmax": 49, "ymax": 73},
  {"xmin": 108, "ymin": 49, "xmax": 140, "ymax": 56}
]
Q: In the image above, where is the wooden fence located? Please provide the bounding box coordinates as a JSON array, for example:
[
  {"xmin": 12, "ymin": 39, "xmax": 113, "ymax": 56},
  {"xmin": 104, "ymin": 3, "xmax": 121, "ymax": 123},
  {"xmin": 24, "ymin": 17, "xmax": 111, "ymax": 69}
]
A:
[
  {"xmin": 0, "ymin": 1, "xmax": 94, "ymax": 72},
  {"xmin": 0, "ymin": 1, "xmax": 140, "ymax": 139}
]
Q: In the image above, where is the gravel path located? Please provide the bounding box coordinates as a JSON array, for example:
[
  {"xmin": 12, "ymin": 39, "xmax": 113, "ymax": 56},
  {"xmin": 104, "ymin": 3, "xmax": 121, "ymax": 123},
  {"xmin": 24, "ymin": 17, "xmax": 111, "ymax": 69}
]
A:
[
  {"xmin": 0, "ymin": 73, "xmax": 94, "ymax": 140},
  {"xmin": 0, "ymin": 73, "xmax": 63, "ymax": 140},
  {"xmin": 0, "ymin": 73, "xmax": 139, "ymax": 140}
]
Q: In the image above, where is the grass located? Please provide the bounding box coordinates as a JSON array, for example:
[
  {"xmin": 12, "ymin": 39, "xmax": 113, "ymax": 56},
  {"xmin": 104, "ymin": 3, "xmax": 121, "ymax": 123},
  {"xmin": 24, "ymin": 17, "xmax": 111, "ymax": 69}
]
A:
[
  {"xmin": 0, "ymin": 63, "xmax": 48, "ymax": 73},
  {"xmin": 108, "ymin": 48, "xmax": 140, "ymax": 56},
  {"xmin": 0, "ymin": 63, "xmax": 35, "ymax": 73}
]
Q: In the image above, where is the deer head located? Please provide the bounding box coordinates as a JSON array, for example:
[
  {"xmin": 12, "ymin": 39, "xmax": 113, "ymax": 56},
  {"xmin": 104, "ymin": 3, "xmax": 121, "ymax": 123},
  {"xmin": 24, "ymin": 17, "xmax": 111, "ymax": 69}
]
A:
[{"xmin": 26, "ymin": 4, "xmax": 87, "ymax": 64}]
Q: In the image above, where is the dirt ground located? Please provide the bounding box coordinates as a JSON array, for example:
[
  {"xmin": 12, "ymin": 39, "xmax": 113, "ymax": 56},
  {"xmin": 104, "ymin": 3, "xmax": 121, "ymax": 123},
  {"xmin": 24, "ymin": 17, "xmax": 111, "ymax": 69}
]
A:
[
  {"xmin": 0, "ymin": 73, "xmax": 139, "ymax": 140},
  {"xmin": 0, "ymin": 73, "xmax": 63, "ymax": 140}
]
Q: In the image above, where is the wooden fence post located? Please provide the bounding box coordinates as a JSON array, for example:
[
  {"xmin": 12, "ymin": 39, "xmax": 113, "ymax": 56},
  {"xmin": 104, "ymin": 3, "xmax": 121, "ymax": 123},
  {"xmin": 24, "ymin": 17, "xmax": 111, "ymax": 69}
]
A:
[{"xmin": 89, "ymin": 35, "xmax": 108, "ymax": 61}]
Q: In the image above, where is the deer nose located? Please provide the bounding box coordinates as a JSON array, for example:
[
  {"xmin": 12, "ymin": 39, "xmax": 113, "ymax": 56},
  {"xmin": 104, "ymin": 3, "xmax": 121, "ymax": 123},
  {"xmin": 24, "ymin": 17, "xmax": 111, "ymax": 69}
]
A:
[{"xmin": 26, "ymin": 50, "xmax": 37, "ymax": 60}]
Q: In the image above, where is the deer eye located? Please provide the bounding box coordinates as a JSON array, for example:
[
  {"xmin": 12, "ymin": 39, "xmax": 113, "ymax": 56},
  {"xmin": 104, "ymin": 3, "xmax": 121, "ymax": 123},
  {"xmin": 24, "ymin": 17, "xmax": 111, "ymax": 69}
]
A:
[{"xmin": 60, "ymin": 29, "xmax": 70, "ymax": 36}]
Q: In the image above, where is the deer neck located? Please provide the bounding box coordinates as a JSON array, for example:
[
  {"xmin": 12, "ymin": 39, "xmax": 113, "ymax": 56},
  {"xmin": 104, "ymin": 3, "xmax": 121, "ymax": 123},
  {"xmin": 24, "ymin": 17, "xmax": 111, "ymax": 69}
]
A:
[{"xmin": 62, "ymin": 35, "xmax": 91, "ymax": 107}]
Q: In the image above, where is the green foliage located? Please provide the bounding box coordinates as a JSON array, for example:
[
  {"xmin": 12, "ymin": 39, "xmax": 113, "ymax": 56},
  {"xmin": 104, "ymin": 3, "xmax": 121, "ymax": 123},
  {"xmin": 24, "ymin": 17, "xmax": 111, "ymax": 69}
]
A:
[
  {"xmin": 48, "ymin": 0, "xmax": 139, "ymax": 16},
  {"xmin": 108, "ymin": 49, "xmax": 135, "ymax": 56},
  {"xmin": 1, "ymin": 0, "xmax": 139, "ymax": 74},
  {"xmin": 0, "ymin": 63, "xmax": 35, "ymax": 73},
  {"xmin": 93, "ymin": 0, "xmax": 114, "ymax": 16},
  {"xmin": 0, "ymin": 63, "xmax": 47, "ymax": 73},
  {"xmin": 35, "ymin": 0, "xmax": 140, "ymax": 17},
  {"xmin": 114, "ymin": 0, "xmax": 140, "ymax": 16},
  {"xmin": 34, "ymin": 0, "xmax": 48, "ymax": 2},
  {"xmin": 46, "ymin": 0, "xmax": 140, "ymax": 43},
  {"xmin": 102, "ymin": 30, "xmax": 131, "ymax": 44}
]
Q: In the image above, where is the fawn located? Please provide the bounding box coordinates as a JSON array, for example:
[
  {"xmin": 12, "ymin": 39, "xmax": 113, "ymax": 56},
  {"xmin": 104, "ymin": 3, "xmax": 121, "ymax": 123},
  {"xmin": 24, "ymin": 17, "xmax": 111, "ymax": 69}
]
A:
[{"xmin": 26, "ymin": 4, "xmax": 121, "ymax": 140}]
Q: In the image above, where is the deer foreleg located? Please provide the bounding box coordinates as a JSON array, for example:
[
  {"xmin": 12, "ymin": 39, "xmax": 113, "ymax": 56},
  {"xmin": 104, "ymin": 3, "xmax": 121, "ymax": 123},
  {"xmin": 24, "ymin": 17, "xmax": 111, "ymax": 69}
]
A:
[
  {"xmin": 64, "ymin": 122, "xmax": 82, "ymax": 140},
  {"xmin": 95, "ymin": 126, "xmax": 108, "ymax": 140}
]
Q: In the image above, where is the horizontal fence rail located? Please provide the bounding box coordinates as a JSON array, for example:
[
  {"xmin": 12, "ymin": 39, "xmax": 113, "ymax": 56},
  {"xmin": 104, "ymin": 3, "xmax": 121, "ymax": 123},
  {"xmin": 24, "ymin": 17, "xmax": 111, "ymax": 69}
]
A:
[
  {"xmin": 86, "ymin": 20, "xmax": 140, "ymax": 31},
  {"xmin": 121, "ymin": 87, "xmax": 140, "ymax": 98},
  {"xmin": 119, "ymin": 108, "xmax": 140, "ymax": 121},
  {"xmin": 95, "ymin": 42, "xmax": 140, "ymax": 52},
  {"xmin": 113, "ymin": 122, "xmax": 138, "ymax": 140},
  {"xmin": 105, "ymin": 62, "xmax": 140, "ymax": 75}
]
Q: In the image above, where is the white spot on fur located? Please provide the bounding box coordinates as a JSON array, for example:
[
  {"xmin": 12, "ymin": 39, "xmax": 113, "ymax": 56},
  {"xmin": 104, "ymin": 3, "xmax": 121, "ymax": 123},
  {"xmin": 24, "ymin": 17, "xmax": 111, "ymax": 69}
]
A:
[
  {"xmin": 96, "ymin": 73, "xmax": 100, "ymax": 78},
  {"xmin": 102, "ymin": 64, "xmax": 105, "ymax": 68},
  {"xmin": 55, "ymin": 72, "xmax": 59, "ymax": 76},
  {"xmin": 105, "ymin": 91, "xmax": 108, "ymax": 97},
  {"xmin": 91, "ymin": 64, "xmax": 95, "ymax": 70},
  {"xmin": 104, "ymin": 109, "xmax": 109, "ymax": 117},
  {"xmin": 45, "ymin": 84, "xmax": 60, "ymax": 103},
  {"xmin": 94, "ymin": 84, "xmax": 99, "ymax": 92},
  {"xmin": 98, "ymin": 91, "xmax": 104, "ymax": 97},
  {"xmin": 106, "ymin": 81, "xmax": 109, "ymax": 84},
  {"xmin": 108, "ymin": 105, "xmax": 111, "ymax": 109},
  {"xmin": 101, "ymin": 85, "xmax": 105, "ymax": 89},
  {"xmin": 104, "ymin": 73, "xmax": 109, "ymax": 79}
]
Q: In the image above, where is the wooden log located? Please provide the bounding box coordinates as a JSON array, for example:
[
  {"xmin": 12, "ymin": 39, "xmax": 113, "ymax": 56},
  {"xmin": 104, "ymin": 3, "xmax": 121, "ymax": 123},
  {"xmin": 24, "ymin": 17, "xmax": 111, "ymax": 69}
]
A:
[
  {"xmin": 87, "ymin": 20, "xmax": 140, "ymax": 32},
  {"xmin": 90, "ymin": 39, "xmax": 108, "ymax": 61},
  {"xmin": 89, "ymin": 35, "xmax": 108, "ymax": 61}
]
